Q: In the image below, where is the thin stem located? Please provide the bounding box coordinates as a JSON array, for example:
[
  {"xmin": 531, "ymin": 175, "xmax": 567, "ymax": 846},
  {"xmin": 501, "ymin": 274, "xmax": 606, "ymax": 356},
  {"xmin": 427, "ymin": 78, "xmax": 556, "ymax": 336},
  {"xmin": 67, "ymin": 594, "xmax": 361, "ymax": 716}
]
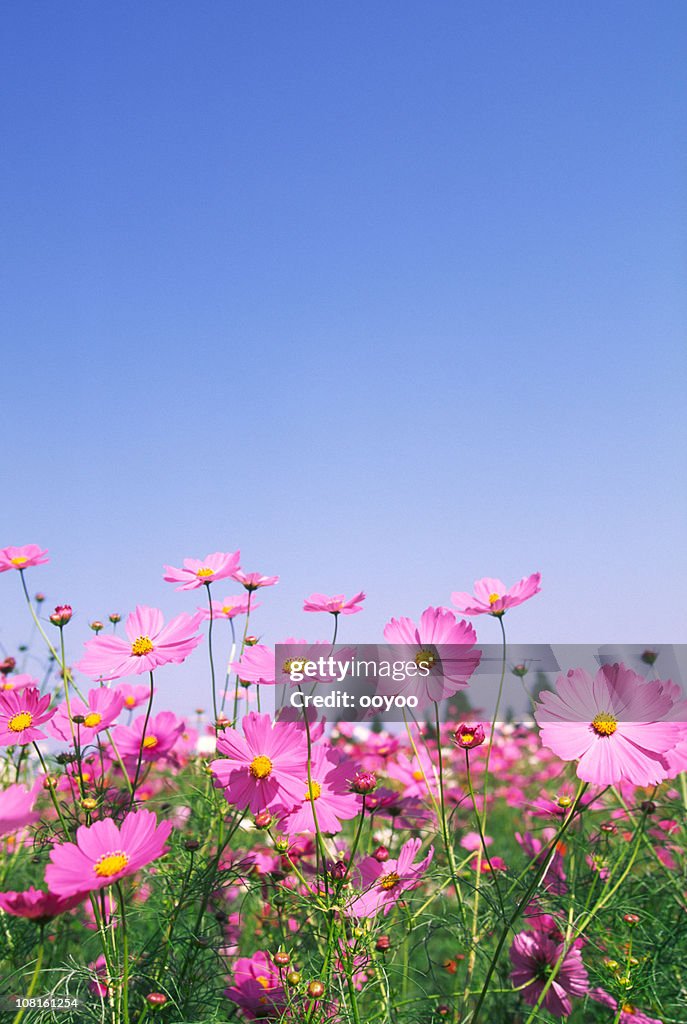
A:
[
  {"xmin": 12, "ymin": 929, "xmax": 44, "ymax": 1024},
  {"xmin": 128, "ymin": 672, "xmax": 154, "ymax": 810},
  {"xmin": 116, "ymin": 883, "xmax": 129, "ymax": 1024},
  {"xmin": 205, "ymin": 583, "xmax": 218, "ymax": 725}
]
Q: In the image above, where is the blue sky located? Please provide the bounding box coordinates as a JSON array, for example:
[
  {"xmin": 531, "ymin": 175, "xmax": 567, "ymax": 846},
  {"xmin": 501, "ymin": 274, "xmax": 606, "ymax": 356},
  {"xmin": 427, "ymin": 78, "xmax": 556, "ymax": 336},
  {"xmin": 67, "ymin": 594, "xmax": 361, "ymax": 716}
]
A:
[{"xmin": 3, "ymin": 3, "xmax": 686, "ymax": 716}]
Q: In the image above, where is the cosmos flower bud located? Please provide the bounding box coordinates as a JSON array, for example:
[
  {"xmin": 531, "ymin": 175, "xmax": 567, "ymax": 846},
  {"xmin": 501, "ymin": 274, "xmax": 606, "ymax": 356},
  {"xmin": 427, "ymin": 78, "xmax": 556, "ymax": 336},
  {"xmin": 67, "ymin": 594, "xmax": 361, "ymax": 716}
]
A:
[
  {"xmin": 274, "ymin": 837, "xmax": 289, "ymax": 854},
  {"xmin": 623, "ymin": 913, "xmax": 640, "ymax": 926},
  {"xmin": 350, "ymin": 770, "xmax": 377, "ymax": 794},
  {"xmin": 453, "ymin": 723, "xmax": 486, "ymax": 749},
  {"xmin": 286, "ymin": 971, "xmax": 301, "ymax": 986},
  {"xmin": 0, "ymin": 657, "xmax": 16, "ymax": 675},
  {"xmin": 373, "ymin": 846, "xmax": 389, "ymax": 862},
  {"xmin": 273, "ymin": 951, "xmax": 290, "ymax": 966},
  {"xmin": 640, "ymin": 800, "xmax": 656, "ymax": 815},
  {"xmin": 81, "ymin": 798, "xmax": 98, "ymax": 810},
  {"xmin": 90, "ymin": 621, "xmax": 104, "ymax": 633},
  {"xmin": 600, "ymin": 822, "xmax": 617, "ymax": 834},
  {"xmin": 254, "ymin": 811, "xmax": 273, "ymax": 830},
  {"xmin": 437, "ymin": 1006, "xmax": 450, "ymax": 1017},
  {"xmin": 50, "ymin": 605, "xmax": 73, "ymax": 626},
  {"xmin": 72, "ymin": 714, "xmax": 86, "ymax": 725},
  {"xmin": 184, "ymin": 839, "xmax": 200, "ymax": 851},
  {"xmin": 512, "ymin": 663, "xmax": 528, "ymax": 677},
  {"xmin": 641, "ymin": 649, "xmax": 658, "ymax": 665},
  {"xmin": 244, "ymin": 635, "xmax": 259, "ymax": 646},
  {"xmin": 35, "ymin": 593, "xmax": 46, "ymax": 604},
  {"xmin": 307, "ymin": 981, "xmax": 325, "ymax": 999},
  {"xmin": 42, "ymin": 775, "xmax": 58, "ymax": 790},
  {"xmin": 376, "ymin": 935, "xmax": 391, "ymax": 951},
  {"xmin": 329, "ymin": 860, "xmax": 347, "ymax": 881},
  {"xmin": 145, "ymin": 993, "xmax": 168, "ymax": 1006},
  {"xmin": 109, "ymin": 612, "xmax": 121, "ymax": 624}
]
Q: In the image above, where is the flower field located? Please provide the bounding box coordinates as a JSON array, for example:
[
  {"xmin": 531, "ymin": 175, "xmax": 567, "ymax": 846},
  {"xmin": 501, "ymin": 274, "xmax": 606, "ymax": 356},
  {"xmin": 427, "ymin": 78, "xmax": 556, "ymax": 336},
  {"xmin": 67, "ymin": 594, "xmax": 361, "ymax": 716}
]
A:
[{"xmin": 0, "ymin": 546, "xmax": 685, "ymax": 1024}]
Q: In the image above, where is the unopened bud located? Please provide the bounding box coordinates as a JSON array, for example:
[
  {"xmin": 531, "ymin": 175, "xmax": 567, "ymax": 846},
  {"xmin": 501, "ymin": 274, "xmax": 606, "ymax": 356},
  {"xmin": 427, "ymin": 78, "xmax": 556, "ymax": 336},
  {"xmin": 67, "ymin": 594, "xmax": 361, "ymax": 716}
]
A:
[
  {"xmin": 35, "ymin": 593, "xmax": 45, "ymax": 604},
  {"xmin": 244, "ymin": 635, "xmax": 259, "ymax": 646},
  {"xmin": 81, "ymin": 798, "xmax": 98, "ymax": 810},
  {"xmin": 286, "ymin": 971, "xmax": 301, "ymax": 986},
  {"xmin": 373, "ymin": 846, "xmax": 389, "ymax": 862},
  {"xmin": 623, "ymin": 913, "xmax": 640, "ymax": 926},
  {"xmin": 273, "ymin": 951, "xmax": 290, "ymax": 967},
  {"xmin": 511, "ymin": 663, "xmax": 528, "ymax": 677},
  {"xmin": 145, "ymin": 992, "xmax": 168, "ymax": 1006},
  {"xmin": 72, "ymin": 714, "xmax": 86, "ymax": 725},
  {"xmin": 184, "ymin": 839, "xmax": 200, "ymax": 851},
  {"xmin": 0, "ymin": 657, "xmax": 16, "ymax": 675},
  {"xmin": 640, "ymin": 800, "xmax": 656, "ymax": 815},
  {"xmin": 641, "ymin": 649, "xmax": 658, "ymax": 665},
  {"xmin": 350, "ymin": 770, "xmax": 377, "ymax": 795},
  {"xmin": 307, "ymin": 981, "xmax": 325, "ymax": 999},
  {"xmin": 376, "ymin": 935, "xmax": 391, "ymax": 951},
  {"xmin": 254, "ymin": 811, "xmax": 273, "ymax": 830},
  {"xmin": 90, "ymin": 620, "xmax": 104, "ymax": 633},
  {"xmin": 109, "ymin": 612, "xmax": 121, "ymax": 624}
]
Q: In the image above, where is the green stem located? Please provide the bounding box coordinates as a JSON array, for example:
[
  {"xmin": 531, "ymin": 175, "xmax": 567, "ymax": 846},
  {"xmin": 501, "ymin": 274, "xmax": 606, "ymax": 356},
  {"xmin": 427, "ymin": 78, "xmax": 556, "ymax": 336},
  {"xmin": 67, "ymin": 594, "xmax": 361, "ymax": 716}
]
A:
[
  {"xmin": 12, "ymin": 931, "xmax": 44, "ymax": 1024},
  {"xmin": 205, "ymin": 583, "xmax": 218, "ymax": 725},
  {"xmin": 128, "ymin": 672, "xmax": 154, "ymax": 811}
]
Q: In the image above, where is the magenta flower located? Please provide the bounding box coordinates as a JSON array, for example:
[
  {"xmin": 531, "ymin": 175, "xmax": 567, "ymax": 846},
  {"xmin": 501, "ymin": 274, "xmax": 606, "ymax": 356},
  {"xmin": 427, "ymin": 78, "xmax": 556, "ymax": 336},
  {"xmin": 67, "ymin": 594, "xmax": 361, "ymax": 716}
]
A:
[
  {"xmin": 589, "ymin": 988, "xmax": 663, "ymax": 1024},
  {"xmin": 224, "ymin": 950, "xmax": 286, "ymax": 1019},
  {"xmin": 348, "ymin": 838, "xmax": 434, "ymax": 918},
  {"xmin": 197, "ymin": 594, "xmax": 254, "ymax": 620},
  {"xmin": 0, "ymin": 673, "xmax": 36, "ymax": 693},
  {"xmin": 0, "ymin": 886, "xmax": 86, "ymax": 922},
  {"xmin": 48, "ymin": 687, "xmax": 125, "ymax": 744},
  {"xmin": 0, "ymin": 687, "xmax": 55, "ymax": 745},
  {"xmin": 111, "ymin": 710, "xmax": 185, "ymax": 763},
  {"xmin": 382, "ymin": 606, "xmax": 481, "ymax": 702},
  {"xmin": 45, "ymin": 810, "xmax": 172, "ymax": 897},
  {"xmin": 303, "ymin": 591, "xmax": 366, "ymax": 615},
  {"xmin": 276, "ymin": 747, "xmax": 361, "ymax": 835},
  {"xmin": 454, "ymin": 723, "xmax": 486, "ymax": 749},
  {"xmin": 76, "ymin": 606, "xmax": 204, "ymax": 680},
  {"xmin": 211, "ymin": 712, "xmax": 308, "ymax": 814},
  {"xmin": 451, "ymin": 572, "xmax": 541, "ymax": 616},
  {"xmin": 230, "ymin": 644, "xmax": 275, "ymax": 686},
  {"xmin": 0, "ymin": 782, "xmax": 40, "ymax": 836},
  {"xmin": 510, "ymin": 928, "xmax": 588, "ymax": 1017},
  {"xmin": 232, "ymin": 569, "xmax": 279, "ymax": 592},
  {"xmin": 535, "ymin": 664, "xmax": 683, "ymax": 786},
  {"xmin": 0, "ymin": 544, "xmax": 49, "ymax": 572},
  {"xmin": 162, "ymin": 550, "xmax": 241, "ymax": 591}
]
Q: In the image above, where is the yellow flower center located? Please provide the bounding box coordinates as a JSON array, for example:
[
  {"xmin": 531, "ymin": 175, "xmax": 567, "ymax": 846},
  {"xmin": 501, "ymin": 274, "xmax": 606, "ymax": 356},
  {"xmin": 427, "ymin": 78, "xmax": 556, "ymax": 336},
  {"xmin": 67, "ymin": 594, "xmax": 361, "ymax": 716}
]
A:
[
  {"xmin": 488, "ymin": 593, "xmax": 501, "ymax": 605},
  {"xmin": 8, "ymin": 711, "xmax": 32, "ymax": 732},
  {"xmin": 222, "ymin": 604, "xmax": 234, "ymax": 615},
  {"xmin": 592, "ymin": 712, "xmax": 618, "ymax": 737},
  {"xmin": 1, "ymin": 681, "xmax": 14, "ymax": 690},
  {"xmin": 557, "ymin": 795, "xmax": 572, "ymax": 808},
  {"xmin": 83, "ymin": 712, "xmax": 102, "ymax": 728},
  {"xmin": 131, "ymin": 636, "xmax": 154, "ymax": 657},
  {"xmin": 196, "ymin": 567, "xmax": 214, "ymax": 577},
  {"xmin": 94, "ymin": 850, "xmax": 130, "ymax": 878},
  {"xmin": 283, "ymin": 658, "xmax": 307, "ymax": 674},
  {"xmin": 304, "ymin": 780, "xmax": 322, "ymax": 801},
  {"xmin": 143, "ymin": 735, "xmax": 158, "ymax": 749},
  {"xmin": 621, "ymin": 1005, "xmax": 636, "ymax": 1014},
  {"xmin": 412, "ymin": 770, "xmax": 424, "ymax": 781},
  {"xmin": 125, "ymin": 696, "xmax": 136, "ymax": 707},
  {"xmin": 379, "ymin": 871, "xmax": 400, "ymax": 891},
  {"xmin": 461, "ymin": 732, "xmax": 475, "ymax": 745},
  {"xmin": 249, "ymin": 755, "xmax": 273, "ymax": 779},
  {"xmin": 10, "ymin": 556, "xmax": 28, "ymax": 566},
  {"xmin": 256, "ymin": 976, "xmax": 271, "ymax": 990},
  {"xmin": 415, "ymin": 649, "xmax": 437, "ymax": 670}
]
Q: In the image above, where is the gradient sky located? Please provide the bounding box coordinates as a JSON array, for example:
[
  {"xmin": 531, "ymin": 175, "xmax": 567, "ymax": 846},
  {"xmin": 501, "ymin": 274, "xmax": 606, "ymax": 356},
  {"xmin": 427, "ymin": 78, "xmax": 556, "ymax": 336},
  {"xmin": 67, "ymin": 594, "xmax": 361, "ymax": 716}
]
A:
[{"xmin": 3, "ymin": 3, "xmax": 686, "ymax": 717}]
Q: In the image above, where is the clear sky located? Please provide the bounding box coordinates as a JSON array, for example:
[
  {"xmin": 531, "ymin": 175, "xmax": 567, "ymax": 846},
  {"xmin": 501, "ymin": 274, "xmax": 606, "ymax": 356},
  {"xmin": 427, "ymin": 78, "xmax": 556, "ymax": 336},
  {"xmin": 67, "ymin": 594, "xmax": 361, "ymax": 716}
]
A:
[{"xmin": 3, "ymin": 3, "xmax": 686, "ymax": 716}]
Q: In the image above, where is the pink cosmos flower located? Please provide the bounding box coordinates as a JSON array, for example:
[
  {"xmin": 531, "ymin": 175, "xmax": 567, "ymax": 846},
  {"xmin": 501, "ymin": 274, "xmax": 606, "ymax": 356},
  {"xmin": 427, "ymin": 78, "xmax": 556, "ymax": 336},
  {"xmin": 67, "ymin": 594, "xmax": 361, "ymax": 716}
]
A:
[
  {"xmin": 348, "ymin": 837, "xmax": 434, "ymax": 917},
  {"xmin": 232, "ymin": 570, "xmax": 279, "ymax": 591},
  {"xmin": 211, "ymin": 712, "xmax": 308, "ymax": 814},
  {"xmin": 276, "ymin": 746, "xmax": 361, "ymax": 835},
  {"xmin": 303, "ymin": 591, "xmax": 366, "ymax": 615},
  {"xmin": 589, "ymin": 988, "xmax": 663, "ymax": 1024},
  {"xmin": 0, "ymin": 887, "xmax": 86, "ymax": 922},
  {"xmin": 535, "ymin": 664, "xmax": 683, "ymax": 786},
  {"xmin": 197, "ymin": 594, "xmax": 254, "ymax": 620},
  {"xmin": 0, "ymin": 688, "xmax": 55, "ymax": 745},
  {"xmin": 76, "ymin": 606, "xmax": 203, "ymax": 680},
  {"xmin": 45, "ymin": 810, "xmax": 172, "ymax": 897},
  {"xmin": 113, "ymin": 682, "xmax": 154, "ymax": 710},
  {"xmin": 510, "ymin": 929, "xmax": 589, "ymax": 1017},
  {"xmin": 230, "ymin": 644, "xmax": 275, "ymax": 686},
  {"xmin": 382, "ymin": 606, "xmax": 481, "ymax": 703},
  {"xmin": 0, "ymin": 673, "xmax": 36, "ymax": 693},
  {"xmin": 0, "ymin": 544, "xmax": 49, "ymax": 572},
  {"xmin": 451, "ymin": 572, "xmax": 541, "ymax": 616},
  {"xmin": 48, "ymin": 687, "xmax": 125, "ymax": 744},
  {"xmin": 0, "ymin": 782, "xmax": 41, "ymax": 836},
  {"xmin": 111, "ymin": 710, "xmax": 186, "ymax": 763},
  {"xmin": 162, "ymin": 550, "xmax": 241, "ymax": 591},
  {"xmin": 224, "ymin": 950, "xmax": 286, "ymax": 1019}
]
